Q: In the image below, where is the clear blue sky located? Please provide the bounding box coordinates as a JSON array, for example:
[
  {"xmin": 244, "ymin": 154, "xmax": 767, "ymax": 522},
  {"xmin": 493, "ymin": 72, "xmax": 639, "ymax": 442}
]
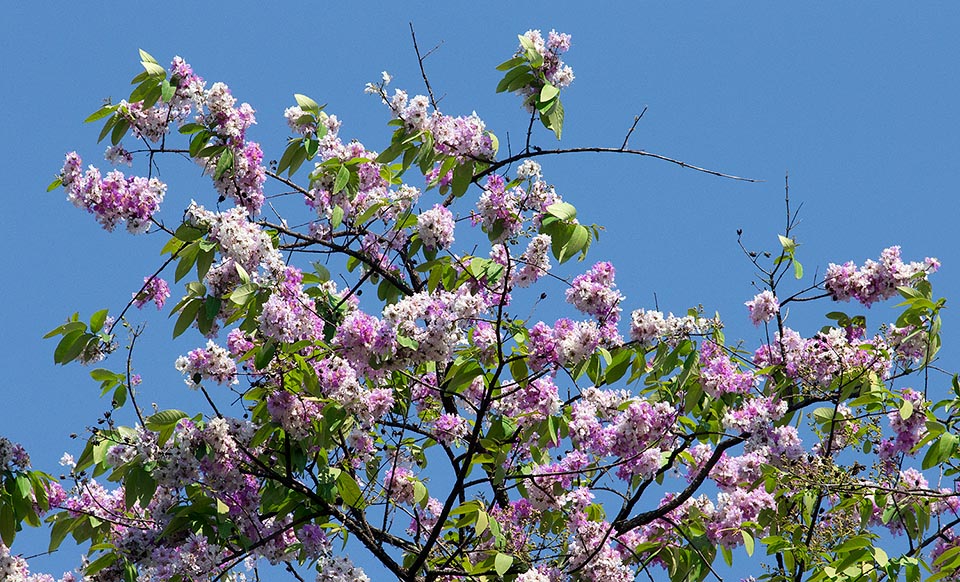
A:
[{"xmin": 3, "ymin": 2, "xmax": 960, "ymax": 578}]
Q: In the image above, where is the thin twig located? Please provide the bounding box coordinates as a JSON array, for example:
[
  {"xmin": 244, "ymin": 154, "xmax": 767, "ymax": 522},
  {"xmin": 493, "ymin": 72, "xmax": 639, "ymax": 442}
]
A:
[
  {"xmin": 477, "ymin": 146, "xmax": 761, "ymax": 183},
  {"xmin": 410, "ymin": 23, "xmax": 441, "ymax": 111},
  {"xmin": 620, "ymin": 107, "xmax": 647, "ymax": 150}
]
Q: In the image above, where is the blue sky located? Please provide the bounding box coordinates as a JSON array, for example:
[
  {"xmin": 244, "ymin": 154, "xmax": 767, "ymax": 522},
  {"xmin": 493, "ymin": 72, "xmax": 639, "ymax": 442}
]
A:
[{"xmin": 3, "ymin": 1, "xmax": 960, "ymax": 578}]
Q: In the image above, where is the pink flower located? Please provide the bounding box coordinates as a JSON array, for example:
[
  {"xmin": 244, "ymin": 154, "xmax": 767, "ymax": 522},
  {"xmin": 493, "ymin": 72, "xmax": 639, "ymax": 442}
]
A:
[
  {"xmin": 745, "ymin": 290, "xmax": 779, "ymax": 325},
  {"xmin": 133, "ymin": 276, "xmax": 170, "ymax": 310}
]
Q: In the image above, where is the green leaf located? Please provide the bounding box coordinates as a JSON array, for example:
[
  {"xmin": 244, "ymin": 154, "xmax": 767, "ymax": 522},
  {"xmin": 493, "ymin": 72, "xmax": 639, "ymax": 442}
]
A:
[
  {"xmin": 85, "ymin": 553, "xmax": 118, "ymax": 576},
  {"xmin": 294, "ymin": 93, "xmax": 321, "ymax": 113},
  {"xmin": 84, "ymin": 105, "xmax": 117, "ymax": 124},
  {"xmin": 54, "ymin": 330, "xmax": 89, "ymax": 364},
  {"xmin": 174, "ymin": 242, "xmax": 199, "ymax": 282},
  {"xmin": 97, "ymin": 115, "xmax": 117, "ymax": 143},
  {"xmin": 474, "ymin": 509, "xmax": 489, "ymax": 535},
  {"xmin": 540, "ymin": 82, "xmax": 560, "ymax": 103},
  {"xmin": 742, "ymin": 530, "xmax": 754, "ymax": 556},
  {"xmin": 90, "ymin": 309, "xmax": 109, "ymax": 333},
  {"xmin": 145, "ymin": 409, "xmax": 188, "ymax": 431},
  {"xmin": 47, "ymin": 177, "xmax": 63, "ymax": 192},
  {"xmin": 230, "ymin": 283, "xmax": 259, "ymax": 306},
  {"xmin": 48, "ymin": 516, "xmax": 75, "ymax": 552},
  {"xmin": 172, "ymin": 299, "xmax": 201, "ymax": 338},
  {"xmin": 123, "ymin": 559, "xmax": 138, "ymax": 582},
  {"xmin": 189, "ymin": 130, "xmax": 211, "ymax": 157},
  {"xmin": 333, "ymin": 164, "xmax": 350, "ymax": 194},
  {"xmin": 413, "ymin": 480, "xmax": 428, "ymax": 506},
  {"xmin": 496, "ymin": 66, "xmax": 531, "ymax": 93},
  {"xmin": 178, "ymin": 122, "xmax": 206, "ymax": 135},
  {"xmin": 138, "ymin": 49, "xmax": 159, "ymax": 64},
  {"xmin": 494, "ymin": 553, "xmax": 514, "ymax": 576},
  {"xmin": 160, "ymin": 78, "xmax": 175, "ymax": 102},
  {"xmin": 110, "ymin": 117, "xmax": 130, "ymax": 145},
  {"xmin": 336, "ymin": 471, "xmax": 364, "ymax": 508},
  {"xmin": 923, "ymin": 432, "xmax": 958, "ymax": 469},
  {"xmin": 304, "ymin": 137, "xmax": 319, "ymax": 159},
  {"xmin": 140, "ymin": 61, "xmax": 166, "ymax": 77},
  {"xmin": 778, "ymin": 234, "xmax": 796, "ymax": 252},
  {"xmin": 0, "ymin": 504, "xmax": 15, "ymax": 546},
  {"xmin": 452, "ymin": 161, "xmax": 474, "ymax": 198},
  {"xmin": 174, "ymin": 223, "xmax": 205, "ymax": 242},
  {"xmin": 542, "ymin": 98, "xmax": 565, "ymax": 140},
  {"xmin": 559, "ymin": 224, "xmax": 590, "ymax": 263},
  {"xmin": 545, "ymin": 201, "xmax": 577, "ymax": 221},
  {"xmin": 255, "ymin": 341, "xmax": 277, "ymax": 370},
  {"xmin": 331, "ymin": 205, "xmax": 344, "ymax": 229},
  {"xmin": 214, "ymin": 148, "xmax": 234, "ymax": 180},
  {"xmin": 900, "ymin": 398, "xmax": 915, "ymax": 420},
  {"xmin": 496, "ymin": 56, "xmax": 525, "ymax": 71}
]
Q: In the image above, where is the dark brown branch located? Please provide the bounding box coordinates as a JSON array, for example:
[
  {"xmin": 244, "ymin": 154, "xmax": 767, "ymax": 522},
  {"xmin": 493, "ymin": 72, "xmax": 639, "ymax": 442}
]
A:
[
  {"xmin": 615, "ymin": 435, "xmax": 744, "ymax": 534},
  {"xmin": 620, "ymin": 107, "xmax": 647, "ymax": 150},
  {"xmin": 410, "ymin": 23, "xmax": 442, "ymax": 111},
  {"xmin": 477, "ymin": 146, "xmax": 761, "ymax": 183}
]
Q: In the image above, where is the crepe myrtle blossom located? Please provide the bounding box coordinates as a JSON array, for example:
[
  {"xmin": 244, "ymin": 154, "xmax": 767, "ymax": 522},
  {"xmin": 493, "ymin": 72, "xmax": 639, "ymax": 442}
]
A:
[
  {"xmin": 753, "ymin": 325, "xmax": 892, "ymax": 388},
  {"xmin": 60, "ymin": 152, "xmax": 166, "ymax": 234},
  {"xmin": 382, "ymin": 89, "xmax": 496, "ymax": 162},
  {"xmin": 175, "ymin": 340, "xmax": 238, "ymax": 388},
  {"xmin": 132, "ymin": 276, "xmax": 170, "ymax": 310},
  {"xmin": 629, "ymin": 308, "xmax": 713, "ymax": 347},
  {"xmin": 516, "ymin": 30, "xmax": 576, "ymax": 105},
  {"xmin": 745, "ymin": 290, "xmax": 779, "ymax": 325},
  {"xmin": 513, "ymin": 234, "xmax": 552, "ymax": 287},
  {"xmin": 877, "ymin": 388, "xmax": 927, "ymax": 461},
  {"xmin": 433, "ymin": 413, "xmax": 470, "ymax": 445},
  {"xmin": 699, "ymin": 340, "xmax": 756, "ymax": 398},
  {"xmin": 0, "ymin": 438, "xmax": 30, "ymax": 470},
  {"xmin": 104, "ymin": 144, "xmax": 134, "ymax": 166},
  {"xmin": 566, "ymin": 261, "xmax": 623, "ymax": 324},
  {"xmin": 825, "ymin": 246, "xmax": 939, "ymax": 307},
  {"xmin": 416, "ymin": 204, "xmax": 456, "ymax": 250}
]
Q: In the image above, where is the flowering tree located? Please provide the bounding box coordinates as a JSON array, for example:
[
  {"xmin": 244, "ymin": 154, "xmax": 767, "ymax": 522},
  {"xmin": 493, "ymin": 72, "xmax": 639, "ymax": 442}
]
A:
[{"xmin": 4, "ymin": 29, "xmax": 960, "ymax": 582}]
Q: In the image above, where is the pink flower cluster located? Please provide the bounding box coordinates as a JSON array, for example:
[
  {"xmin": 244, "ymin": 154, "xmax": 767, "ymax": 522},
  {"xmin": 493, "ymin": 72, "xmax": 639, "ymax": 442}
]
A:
[
  {"xmin": 628, "ymin": 308, "xmax": 712, "ymax": 346},
  {"xmin": 745, "ymin": 290, "xmax": 779, "ymax": 325},
  {"xmin": 378, "ymin": 289, "xmax": 486, "ymax": 365},
  {"xmin": 433, "ymin": 413, "xmax": 469, "ymax": 445},
  {"xmin": 497, "ymin": 377, "xmax": 561, "ymax": 427},
  {"xmin": 519, "ymin": 29, "xmax": 575, "ymax": 90},
  {"xmin": 199, "ymin": 204, "xmax": 284, "ymax": 277},
  {"xmin": 877, "ymin": 388, "xmax": 927, "ymax": 461},
  {"xmin": 513, "ymin": 234, "xmax": 552, "ymax": 287},
  {"xmin": 699, "ymin": 341, "xmax": 756, "ymax": 398},
  {"xmin": 753, "ymin": 327, "xmax": 891, "ymax": 388},
  {"xmin": 1, "ymin": 543, "xmax": 77, "ymax": 582},
  {"xmin": 566, "ymin": 261, "xmax": 624, "ymax": 328},
  {"xmin": 416, "ymin": 204, "xmax": 455, "ymax": 250},
  {"xmin": 61, "ymin": 152, "xmax": 166, "ymax": 233},
  {"xmin": 566, "ymin": 388, "xmax": 677, "ymax": 481},
  {"xmin": 118, "ymin": 56, "xmax": 205, "ymax": 143},
  {"xmin": 175, "ymin": 340, "xmax": 238, "ymax": 388},
  {"xmin": 528, "ymin": 318, "xmax": 601, "ymax": 371},
  {"xmin": 886, "ymin": 324, "xmax": 929, "ymax": 364},
  {"xmin": 386, "ymin": 90, "xmax": 496, "ymax": 162},
  {"xmin": 474, "ymin": 174, "xmax": 560, "ymax": 245},
  {"xmin": 567, "ymin": 518, "xmax": 633, "ymax": 582},
  {"xmin": 825, "ymin": 246, "xmax": 939, "ymax": 307},
  {"xmin": 207, "ymin": 141, "xmax": 266, "ymax": 215},
  {"xmin": 133, "ymin": 276, "xmax": 170, "ymax": 310},
  {"xmin": 259, "ymin": 267, "xmax": 323, "ymax": 344},
  {"xmin": 266, "ymin": 390, "xmax": 322, "ymax": 440},
  {"xmin": 0, "ymin": 437, "xmax": 30, "ymax": 470}
]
